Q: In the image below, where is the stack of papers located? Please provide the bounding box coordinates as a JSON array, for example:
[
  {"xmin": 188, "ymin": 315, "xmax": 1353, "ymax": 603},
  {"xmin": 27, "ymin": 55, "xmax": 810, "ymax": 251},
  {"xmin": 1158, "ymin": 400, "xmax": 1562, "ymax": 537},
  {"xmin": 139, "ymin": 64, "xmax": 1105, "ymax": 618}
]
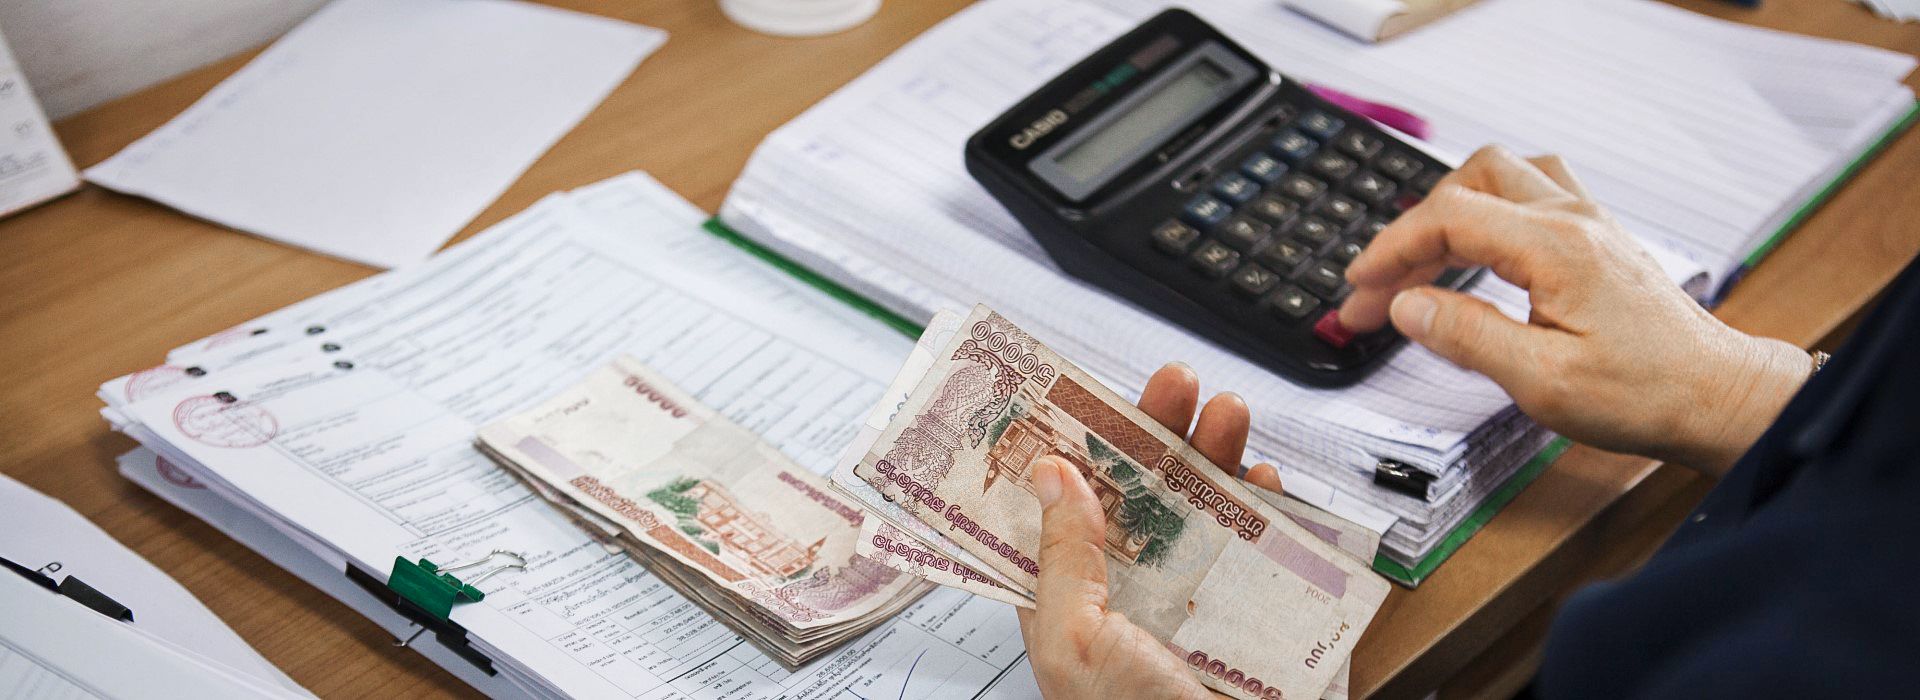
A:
[
  {"xmin": 1, "ymin": 572, "xmax": 308, "ymax": 699},
  {"xmin": 85, "ymin": 0, "xmax": 666, "ymax": 268},
  {"xmin": 97, "ymin": 173, "xmax": 1042, "ymax": 698},
  {"xmin": 0, "ymin": 474, "xmax": 308, "ymax": 698},
  {"xmin": 718, "ymin": 0, "xmax": 1916, "ymax": 581}
]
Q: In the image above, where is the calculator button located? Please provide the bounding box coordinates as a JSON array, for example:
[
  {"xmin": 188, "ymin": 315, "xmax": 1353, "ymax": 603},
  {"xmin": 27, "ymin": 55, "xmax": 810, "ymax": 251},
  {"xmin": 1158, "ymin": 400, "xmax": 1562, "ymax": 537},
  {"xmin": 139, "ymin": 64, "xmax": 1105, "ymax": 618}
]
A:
[
  {"xmin": 1347, "ymin": 172, "xmax": 1397, "ymax": 207},
  {"xmin": 1248, "ymin": 194, "xmax": 1300, "ymax": 225},
  {"xmin": 1212, "ymin": 174, "xmax": 1261, "ymax": 205},
  {"xmin": 1268, "ymin": 284, "xmax": 1321, "ymax": 320},
  {"xmin": 1301, "ymin": 260, "xmax": 1347, "ymax": 296},
  {"xmin": 1328, "ymin": 237, "xmax": 1366, "ymax": 264},
  {"xmin": 1411, "ymin": 169, "xmax": 1445, "ymax": 194},
  {"xmin": 1276, "ymin": 174, "xmax": 1327, "ymax": 202},
  {"xmin": 1269, "ymin": 129, "xmax": 1319, "ymax": 164},
  {"xmin": 1240, "ymin": 153, "xmax": 1288, "ymax": 185},
  {"xmin": 1215, "ymin": 216, "xmax": 1272, "ymax": 252},
  {"xmin": 1375, "ymin": 151, "xmax": 1424, "ymax": 181},
  {"xmin": 1151, "ymin": 220, "xmax": 1201, "ymax": 256},
  {"xmin": 1292, "ymin": 216, "xmax": 1339, "ymax": 245},
  {"xmin": 1181, "ymin": 195, "xmax": 1233, "ymax": 229},
  {"xmin": 1357, "ymin": 216, "xmax": 1390, "ymax": 240},
  {"xmin": 1296, "ymin": 110, "xmax": 1345, "ymax": 141},
  {"xmin": 1257, "ymin": 238, "xmax": 1313, "ymax": 271},
  {"xmin": 1229, "ymin": 265, "xmax": 1282, "ymax": 297},
  {"xmin": 1334, "ymin": 131, "xmax": 1383, "ymax": 160},
  {"xmin": 1319, "ymin": 195, "xmax": 1366, "ymax": 225},
  {"xmin": 1308, "ymin": 151, "xmax": 1358, "ymax": 180},
  {"xmin": 1312, "ymin": 310, "xmax": 1356, "ymax": 348},
  {"xmin": 1189, "ymin": 241, "xmax": 1241, "ymax": 278}
]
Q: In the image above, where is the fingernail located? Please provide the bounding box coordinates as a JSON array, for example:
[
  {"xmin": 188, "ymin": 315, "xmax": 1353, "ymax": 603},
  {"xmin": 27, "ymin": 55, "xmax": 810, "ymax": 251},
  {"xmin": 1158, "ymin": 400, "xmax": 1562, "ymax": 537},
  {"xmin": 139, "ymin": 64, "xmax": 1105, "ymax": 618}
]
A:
[
  {"xmin": 1391, "ymin": 290, "xmax": 1437, "ymax": 338},
  {"xmin": 1165, "ymin": 361, "xmax": 1196, "ymax": 378},
  {"xmin": 1033, "ymin": 458, "xmax": 1063, "ymax": 506}
]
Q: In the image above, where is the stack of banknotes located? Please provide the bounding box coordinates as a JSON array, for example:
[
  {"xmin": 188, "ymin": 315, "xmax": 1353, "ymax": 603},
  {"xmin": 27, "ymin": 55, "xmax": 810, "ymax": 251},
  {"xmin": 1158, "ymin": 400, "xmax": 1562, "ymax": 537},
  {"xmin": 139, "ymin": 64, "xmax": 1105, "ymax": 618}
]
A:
[
  {"xmin": 475, "ymin": 356, "xmax": 935, "ymax": 668},
  {"xmin": 478, "ymin": 304, "xmax": 1390, "ymax": 696},
  {"xmin": 832, "ymin": 306, "xmax": 1391, "ymax": 700}
]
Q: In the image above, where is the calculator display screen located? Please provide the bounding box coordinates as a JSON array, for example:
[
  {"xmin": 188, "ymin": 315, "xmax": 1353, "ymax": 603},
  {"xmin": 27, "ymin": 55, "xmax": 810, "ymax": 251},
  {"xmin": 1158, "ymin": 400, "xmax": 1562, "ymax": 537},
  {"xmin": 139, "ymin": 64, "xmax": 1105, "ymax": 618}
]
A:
[
  {"xmin": 1025, "ymin": 41, "xmax": 1258, "ymax": 202},
  {"xmin": 1053, "ymin": 60, "xmax": 1231, "ymax": 184}
]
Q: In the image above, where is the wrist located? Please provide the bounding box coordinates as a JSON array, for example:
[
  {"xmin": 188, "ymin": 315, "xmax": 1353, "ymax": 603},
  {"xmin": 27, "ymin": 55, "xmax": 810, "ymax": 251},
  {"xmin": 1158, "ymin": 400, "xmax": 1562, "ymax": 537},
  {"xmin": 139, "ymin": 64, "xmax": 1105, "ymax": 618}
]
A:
[{"xmin": 1667, "ymin": 333, "xmax": 1809, "ymax": 476}]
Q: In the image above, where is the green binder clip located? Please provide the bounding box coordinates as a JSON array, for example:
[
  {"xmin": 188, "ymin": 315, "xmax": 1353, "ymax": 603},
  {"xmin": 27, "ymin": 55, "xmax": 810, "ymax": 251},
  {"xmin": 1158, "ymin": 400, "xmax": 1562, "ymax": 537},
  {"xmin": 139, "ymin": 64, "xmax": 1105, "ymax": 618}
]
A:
[{"xmin": 386, "ymin": 549, "xmax": 526, "ymax": 621}]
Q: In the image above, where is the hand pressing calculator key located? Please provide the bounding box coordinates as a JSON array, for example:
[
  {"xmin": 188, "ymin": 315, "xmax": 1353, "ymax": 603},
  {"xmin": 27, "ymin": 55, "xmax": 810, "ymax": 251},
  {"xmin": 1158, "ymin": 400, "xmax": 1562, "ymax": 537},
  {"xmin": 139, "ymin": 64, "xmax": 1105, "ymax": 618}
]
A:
[{"xmin": 966, "ymin": 9, "xmax": 1478, "ymax": 387}]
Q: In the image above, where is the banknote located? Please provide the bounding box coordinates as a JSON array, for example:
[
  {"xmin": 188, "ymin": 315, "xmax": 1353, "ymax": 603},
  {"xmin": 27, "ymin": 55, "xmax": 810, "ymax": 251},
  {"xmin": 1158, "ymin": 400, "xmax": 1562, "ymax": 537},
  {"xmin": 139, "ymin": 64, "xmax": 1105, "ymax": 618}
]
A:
[
  {"xmin": 857, "ymin": 518, "xmax": 1033, "ymax": 608},
  {"xmin": 827, "ymin": 309, "xmax": 1034, "ymax": 597},
  {"xmin": 476, "ymin": 355, "xmax": 931, "ymax": 666},
  {"xmin": 852, "ymin": 305, "xmax": 1390, "ymax": 700}
]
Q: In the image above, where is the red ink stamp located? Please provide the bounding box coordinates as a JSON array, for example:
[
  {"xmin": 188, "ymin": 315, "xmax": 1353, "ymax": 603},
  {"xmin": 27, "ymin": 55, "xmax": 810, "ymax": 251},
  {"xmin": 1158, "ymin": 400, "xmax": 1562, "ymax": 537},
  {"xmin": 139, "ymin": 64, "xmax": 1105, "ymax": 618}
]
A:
[
  {"xmin": 125, "ymin": 365, "xmax": 190, "ymax": 402},
  {"xmin": 173, "ymin": 395, "xmax": 278, "ymax": 448},
  {"xmin": 155, "ymin": 456, "xmax": 205, "ymax": 489}
]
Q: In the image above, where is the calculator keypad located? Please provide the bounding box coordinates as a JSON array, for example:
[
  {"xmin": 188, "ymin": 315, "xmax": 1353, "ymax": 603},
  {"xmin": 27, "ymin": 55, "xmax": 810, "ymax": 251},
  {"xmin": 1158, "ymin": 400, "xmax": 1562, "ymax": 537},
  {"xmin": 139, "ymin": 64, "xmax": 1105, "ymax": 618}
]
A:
[
  {"xmin": 1151, "ymin": 220, "xmax": 1200, "ymax": 255},
  {"xmin": 1296, "ymin": 110, "xmax": 1344, "ymax": 140},
  {"xmin": 1139, "ymin": 101, "xmax": 1451, "ymax": 362},
  {"xmin": 1212, "ymin": 174, "xmax": 1261, "ymax": 204},
  {"xmin": 1248, "ymin": 194, "xmax": 1299, "ymax": 224},
  {"xmin": 1182, "ymin": 195, "xmax": 1232, "ymax": 229},
  {"xmin": 1270, "ymin": 129, "xmax": 1318, "ymax": 164},
  {"xmin": 1229, "ymin": 265, "xmax": 1281, "ymax": 297},
  {"xmin": 1308, "ymin": 151, "xmax": 1358, "ymax": 180},
  {"xmin": 1277, "ymin": 174, "xmax": 1326, "ymax": 202},
  {"xmin": 1240, "ymin": 153, "xmax": 1288, "ymax": 185},
  {"xmin": 1216, "ymin": 216, "xmax": 1271, "ymax": 252},
  {"xmin": 1190, "ymin": 241, "xmax": 1240, "ymax": 278}
]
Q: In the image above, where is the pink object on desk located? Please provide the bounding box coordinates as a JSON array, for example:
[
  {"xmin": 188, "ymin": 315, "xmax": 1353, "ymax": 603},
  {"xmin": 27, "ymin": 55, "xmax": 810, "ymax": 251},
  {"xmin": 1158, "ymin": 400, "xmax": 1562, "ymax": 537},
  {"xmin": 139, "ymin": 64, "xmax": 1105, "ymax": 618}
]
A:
[{"xmin": 1307, "ymin": 84, "xmax": 1431, "ymax": 140}]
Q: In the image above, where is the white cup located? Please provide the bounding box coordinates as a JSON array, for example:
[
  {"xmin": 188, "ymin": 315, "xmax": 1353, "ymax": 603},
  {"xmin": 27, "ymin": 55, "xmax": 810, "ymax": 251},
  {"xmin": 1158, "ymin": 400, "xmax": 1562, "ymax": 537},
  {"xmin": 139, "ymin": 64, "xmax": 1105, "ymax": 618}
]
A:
[{"xmin": 720, "ymin": 0, "xmax": 882, "ymax": 37}]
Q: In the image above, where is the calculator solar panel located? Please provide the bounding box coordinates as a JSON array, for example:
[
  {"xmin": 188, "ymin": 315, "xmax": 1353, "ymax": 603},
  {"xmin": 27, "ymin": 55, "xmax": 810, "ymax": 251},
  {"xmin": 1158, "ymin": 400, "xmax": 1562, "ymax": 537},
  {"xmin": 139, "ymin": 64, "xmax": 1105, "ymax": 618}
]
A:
[{"xmin": 966, "ymin": 9, "xmax": 1478, "ymax": 387}]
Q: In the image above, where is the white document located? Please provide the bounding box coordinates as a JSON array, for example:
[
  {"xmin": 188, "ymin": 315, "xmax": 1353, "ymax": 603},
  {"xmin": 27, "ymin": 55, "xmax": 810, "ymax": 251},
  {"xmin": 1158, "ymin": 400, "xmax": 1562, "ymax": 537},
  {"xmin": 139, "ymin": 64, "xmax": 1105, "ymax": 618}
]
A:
[
  {"xmin": 84, "ymin": 0, "xmax": 665, "ymax": 268},
  {"xmin": 0, "ymin": 473, "xmax": 307, "ymax": 696},
  {"xmin": 0, "ymin": 27, "xmax": 79, "ymax": 216},
  {"xmin": 103, "ymin": 173, "xmax": 1040, "ymax": 699},
  {"xmin": 0, "ymin": 572, "xmax": 308, "ymax": 700}
]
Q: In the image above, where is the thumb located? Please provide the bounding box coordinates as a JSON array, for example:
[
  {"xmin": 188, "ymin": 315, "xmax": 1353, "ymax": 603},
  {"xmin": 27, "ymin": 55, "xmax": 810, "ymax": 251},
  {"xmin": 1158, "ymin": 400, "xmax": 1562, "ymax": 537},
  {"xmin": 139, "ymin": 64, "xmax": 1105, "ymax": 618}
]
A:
[
  {"xmin": 1390, "ymin": 287, "xmax": 1556, "ymax": 391},
  {"xmin": 1030, "ymin": 456, "xmax": 1111, "ymax": 616}
]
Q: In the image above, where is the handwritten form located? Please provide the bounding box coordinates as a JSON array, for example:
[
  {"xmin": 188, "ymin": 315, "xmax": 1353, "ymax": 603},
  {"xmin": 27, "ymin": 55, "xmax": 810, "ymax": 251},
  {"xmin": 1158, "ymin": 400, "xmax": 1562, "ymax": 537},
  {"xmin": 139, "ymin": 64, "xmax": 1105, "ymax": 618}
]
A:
[
  {"xmin": 84, "ymin": 0, "xmax": 665, "ymax": 269},
  {"xmin": 720, "ymin": 0, "xmax": 1916, "ymax": 561},
  {"xmin": 100, "ymin": 174, "xmax": 1039, "ymax": 699}
]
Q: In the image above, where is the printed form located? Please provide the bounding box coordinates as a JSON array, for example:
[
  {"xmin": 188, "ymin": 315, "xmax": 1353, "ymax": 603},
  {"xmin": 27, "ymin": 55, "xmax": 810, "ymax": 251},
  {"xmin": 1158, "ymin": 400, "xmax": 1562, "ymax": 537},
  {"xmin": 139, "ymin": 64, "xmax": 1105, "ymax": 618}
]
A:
[{"xmin": 108, "ymin": 175, "xmax": 1039, "ymax": 699}]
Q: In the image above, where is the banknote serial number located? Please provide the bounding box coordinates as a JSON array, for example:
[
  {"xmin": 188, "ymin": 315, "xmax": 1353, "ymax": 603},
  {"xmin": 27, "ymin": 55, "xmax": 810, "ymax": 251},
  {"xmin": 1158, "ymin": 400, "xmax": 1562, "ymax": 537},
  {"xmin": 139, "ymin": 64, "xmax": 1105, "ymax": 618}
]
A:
[
  {"xmin": 1183, "ymin": 649, "xmax": 1284, "ymax": 699},
  {"xmin": 621, "ymin": 373, "xmax": 688, "ymax": 418},
  {"xmin": 873, "ymin": 459, "xmax": 1039, "ymax": 576},
  {"xmin": 965, "ymin": 320, "xmax": 1058, "ymax": 385},
  {"xmin": 1159, "ymin": 455, "xmax": 1267, "ymax": 541}
]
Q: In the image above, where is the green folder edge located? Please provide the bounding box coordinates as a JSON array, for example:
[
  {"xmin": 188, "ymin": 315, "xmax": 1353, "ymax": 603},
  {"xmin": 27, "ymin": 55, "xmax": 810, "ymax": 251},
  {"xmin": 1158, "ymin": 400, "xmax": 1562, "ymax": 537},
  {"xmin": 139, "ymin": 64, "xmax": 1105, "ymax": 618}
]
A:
[{"xmin": 695, "ymin": 101, "xmax": 1916, "ymax": 586}]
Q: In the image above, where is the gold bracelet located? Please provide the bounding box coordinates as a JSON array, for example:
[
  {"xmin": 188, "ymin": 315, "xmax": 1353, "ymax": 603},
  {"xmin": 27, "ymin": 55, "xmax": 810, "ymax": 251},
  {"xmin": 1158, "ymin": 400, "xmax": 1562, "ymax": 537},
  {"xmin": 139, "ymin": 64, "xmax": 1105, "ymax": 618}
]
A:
[{"xmin": 1810, "ymin": 350, "xmax": 1831, "ymax": 376}]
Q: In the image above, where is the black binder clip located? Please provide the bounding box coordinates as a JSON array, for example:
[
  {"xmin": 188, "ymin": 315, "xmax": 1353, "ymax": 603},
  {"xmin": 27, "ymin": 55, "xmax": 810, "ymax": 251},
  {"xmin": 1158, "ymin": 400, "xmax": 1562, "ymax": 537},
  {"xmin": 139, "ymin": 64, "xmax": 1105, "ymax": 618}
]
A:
[
  {"xmin": 1373, "ymin": 458, "xmax": 1437, "ymax": 500},
  {"xmin": 2, "ymin": 555, "xmax": 136, "ymax": 622},
  {"xmin": 346, "ymin": 549, "xmax": 525, "ymax": 675}
]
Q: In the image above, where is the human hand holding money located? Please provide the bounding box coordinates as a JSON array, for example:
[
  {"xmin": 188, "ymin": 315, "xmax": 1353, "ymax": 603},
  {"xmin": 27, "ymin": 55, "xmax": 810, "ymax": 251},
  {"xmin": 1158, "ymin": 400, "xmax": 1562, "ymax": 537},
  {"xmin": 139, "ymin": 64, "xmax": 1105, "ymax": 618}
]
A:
[{"xmin": 843, "ymin": 306, "xmax": 1391, "ymax": 700}]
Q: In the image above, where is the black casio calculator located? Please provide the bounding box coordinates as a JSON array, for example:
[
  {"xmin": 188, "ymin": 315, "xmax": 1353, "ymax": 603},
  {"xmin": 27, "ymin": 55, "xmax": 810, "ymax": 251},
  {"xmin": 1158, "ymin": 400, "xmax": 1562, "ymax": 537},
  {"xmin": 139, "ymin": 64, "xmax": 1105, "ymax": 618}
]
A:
[{"xmin": 965, "ymin": 9, "xmax": 1479, "ymax": 387}]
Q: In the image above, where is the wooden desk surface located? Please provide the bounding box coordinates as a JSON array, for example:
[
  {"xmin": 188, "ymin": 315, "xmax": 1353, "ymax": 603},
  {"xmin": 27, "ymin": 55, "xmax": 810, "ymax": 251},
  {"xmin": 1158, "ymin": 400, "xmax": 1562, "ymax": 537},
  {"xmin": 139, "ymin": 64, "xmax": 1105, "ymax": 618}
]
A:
[{"xmin": 3, "ymin": 1, "xmax": 1916, "ymax": 698}]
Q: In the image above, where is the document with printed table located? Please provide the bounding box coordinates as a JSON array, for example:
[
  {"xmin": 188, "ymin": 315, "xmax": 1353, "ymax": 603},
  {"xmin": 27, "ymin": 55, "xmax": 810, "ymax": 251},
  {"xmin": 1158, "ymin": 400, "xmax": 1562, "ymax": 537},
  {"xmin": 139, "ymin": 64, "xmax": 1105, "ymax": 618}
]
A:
[
  {"xmin": 716, "ymin": 0, "xmax": 1917, "ymax": 585},
  {"xmin": 100, "ymin": 174, "xmax": 1041, "ymax": 699}
]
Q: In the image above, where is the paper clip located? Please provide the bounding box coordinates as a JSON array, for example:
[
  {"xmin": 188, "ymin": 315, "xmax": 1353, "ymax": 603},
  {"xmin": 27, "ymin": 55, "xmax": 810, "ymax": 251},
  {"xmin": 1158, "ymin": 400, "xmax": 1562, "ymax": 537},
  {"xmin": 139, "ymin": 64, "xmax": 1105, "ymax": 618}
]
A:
[{"xmin": 386, "ymin": 550, "xmax": 526, "ymax": 625}]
